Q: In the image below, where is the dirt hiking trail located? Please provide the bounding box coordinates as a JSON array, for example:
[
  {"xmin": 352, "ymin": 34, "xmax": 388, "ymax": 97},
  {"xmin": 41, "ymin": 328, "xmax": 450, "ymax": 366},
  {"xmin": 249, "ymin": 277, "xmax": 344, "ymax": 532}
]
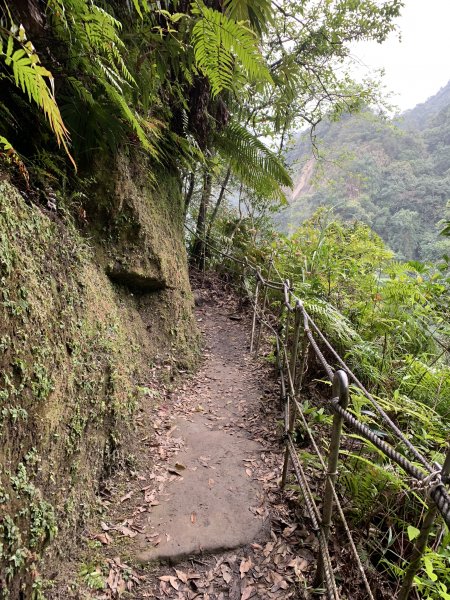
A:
[
  {"xmin": 136, "ymin": 285, "xmax": 268, "ymax": 563},
  {"xmin": 50, "ymin": 275, "xmax": 311, "ymax": 599}
]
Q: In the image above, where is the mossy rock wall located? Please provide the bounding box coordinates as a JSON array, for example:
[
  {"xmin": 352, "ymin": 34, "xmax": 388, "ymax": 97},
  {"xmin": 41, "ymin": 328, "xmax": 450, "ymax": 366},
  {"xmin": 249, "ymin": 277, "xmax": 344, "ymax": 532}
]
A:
[{"xmin": 0, "ymin": 160, "xmax": 198, "ymax": 598}]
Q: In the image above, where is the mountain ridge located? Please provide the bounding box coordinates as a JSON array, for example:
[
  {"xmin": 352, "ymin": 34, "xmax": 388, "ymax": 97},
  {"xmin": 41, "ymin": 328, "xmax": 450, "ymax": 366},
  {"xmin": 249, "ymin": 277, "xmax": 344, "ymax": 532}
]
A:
[{"xmin": 277, "ymin": 81, "xmax": 450, "ymax": 261}]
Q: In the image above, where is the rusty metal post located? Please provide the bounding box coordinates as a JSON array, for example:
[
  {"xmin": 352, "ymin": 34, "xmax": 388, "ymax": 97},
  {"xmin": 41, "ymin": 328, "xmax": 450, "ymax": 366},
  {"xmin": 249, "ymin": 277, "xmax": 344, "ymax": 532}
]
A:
[
  {"xmin": 297, "ymin": 326, "xmax": 309, "ymax": 394},
  {"xmin": 281, "ymin": 431, "xmax": 292, "ymax": 488},
  {"xmin": 289, "ymin": 303, "xmax": 302, "ymax": 388},
  {"xmin": 398, "ymin": 445, "xmax": 450, "ymax": 600},
  {"xmin": 314, "ymin": 370, "xmax": 349, "ymax": 588},
  {"xmin": 281, "ymin": 280, "xmax": 292, "ymax": 372},
  {"xmin": 280, "ymin": 282, "xmax": 294, "ymax": 489},
  {"xmin": 250, "ymin": 277, "xmax": 260, "ymax": 353}
]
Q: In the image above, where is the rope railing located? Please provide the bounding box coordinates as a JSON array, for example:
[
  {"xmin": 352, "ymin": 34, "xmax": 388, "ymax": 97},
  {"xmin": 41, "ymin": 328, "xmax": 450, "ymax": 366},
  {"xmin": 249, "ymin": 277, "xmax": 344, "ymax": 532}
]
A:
[{"xmin": 186, "ymin": 227, "xmax": 450, "ymax": 599}]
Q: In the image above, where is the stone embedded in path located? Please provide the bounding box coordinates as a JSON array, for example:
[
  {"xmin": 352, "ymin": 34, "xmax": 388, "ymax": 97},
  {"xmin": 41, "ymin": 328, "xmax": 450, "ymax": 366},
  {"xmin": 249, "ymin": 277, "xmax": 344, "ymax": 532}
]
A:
[{"xmin": 136, "ymin": 415, "xmax": 267, "ymax": 564}]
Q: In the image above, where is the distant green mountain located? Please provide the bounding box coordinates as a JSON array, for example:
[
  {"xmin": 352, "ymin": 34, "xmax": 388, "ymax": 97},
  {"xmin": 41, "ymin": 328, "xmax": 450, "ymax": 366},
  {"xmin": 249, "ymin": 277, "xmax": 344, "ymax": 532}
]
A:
[
  {"xmin": 277, "ymin": 83, "xmax": 450, "ymax": 261},
  {"xmin": 403, "ymin": 80, "xmax": 450, "ymax": 130}
]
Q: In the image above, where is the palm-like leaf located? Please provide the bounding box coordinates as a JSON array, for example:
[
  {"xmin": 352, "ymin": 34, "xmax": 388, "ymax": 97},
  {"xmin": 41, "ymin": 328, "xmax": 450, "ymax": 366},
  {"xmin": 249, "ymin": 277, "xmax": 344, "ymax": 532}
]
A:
[
  {"xmin": 0, "ymin": 34, "xmax": 73, "ymax": 164},
  {"xmin": 223, "ymin": 0, "xmax": 273, "ymax": 34},
  {"xmin": 215, "ymin": 121, "xmax": 292, "ymax": 201},
  {"xmin": 191, "ymin": 4, "xmax": 272, "ymax": 97}
]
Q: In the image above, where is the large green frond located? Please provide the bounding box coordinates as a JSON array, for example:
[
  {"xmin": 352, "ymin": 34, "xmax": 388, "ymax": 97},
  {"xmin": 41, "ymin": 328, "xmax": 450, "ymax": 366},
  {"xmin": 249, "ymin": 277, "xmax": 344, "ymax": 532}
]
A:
[
  {"xmin": 102, "ymin": 82, "xmax": 161, "ymax": 159},
  {"xmin": 191, "ymin": 4, "xmax": 272, "ymax": 97},
  {"xmin": 0, "ymin": 31, "xmax": 73, "ymax": 165},
  {"xmin": 223, "ymin": 0, "xmax": 274, "ymax": 34},
  {"xmin": 215, "ymin": 121, "xmax": 292, "ymax": 201}
]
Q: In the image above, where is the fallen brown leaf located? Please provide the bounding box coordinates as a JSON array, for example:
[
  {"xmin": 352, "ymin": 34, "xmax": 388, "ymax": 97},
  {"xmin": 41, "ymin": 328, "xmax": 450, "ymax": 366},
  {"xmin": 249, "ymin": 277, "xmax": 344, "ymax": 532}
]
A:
[
  {"xmin": 239, "ymin": 558, "xmax": 253, "ymax": 578},
  {"xmin": 241, "ymin": 586, "xmax": 254, "ymax": 600},
  {"xmin": 175, "ymin": 569, "xmax": 188, "ymax": 584},
  {"xmin": 116, "ymin": 525, "xmax": 137, "ymax": 538},
  {"xmin": 221, "ymin": 564, "xmax": 232, "ymax": 584},
  {"xmin": 92, "ymin": 532, "xmax": 111, "ymax": 545},
  {"xmin": 168, "ymin": 468, "xmax": 183, "ymax": 476},
  {"xmin": 282, "ymin": 525, "xmax": 297, "ymax": 538},
  {"xmin": 159, "ymin": 575, "xmax": 179, "ymax": 590}
]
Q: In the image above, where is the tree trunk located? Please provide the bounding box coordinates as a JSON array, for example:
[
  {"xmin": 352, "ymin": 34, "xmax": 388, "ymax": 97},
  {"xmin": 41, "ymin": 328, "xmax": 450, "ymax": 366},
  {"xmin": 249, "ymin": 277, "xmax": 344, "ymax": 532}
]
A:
[
  {"xmin": 184, "ymin": 171, "xmax": 196, "ymax": 216},
  {"xmin": 206, "ymin": 165, "xmax": 231, "ymax": 237},
  {"xmin": 190, "ymin": 170, "xmax": 212, "ymax": 268}
]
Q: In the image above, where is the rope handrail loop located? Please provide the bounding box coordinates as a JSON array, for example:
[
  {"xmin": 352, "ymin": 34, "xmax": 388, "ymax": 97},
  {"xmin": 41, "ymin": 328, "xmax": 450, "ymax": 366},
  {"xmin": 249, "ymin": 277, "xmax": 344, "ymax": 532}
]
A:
[
  {"xmin": 297, "ymin": 300, "xmax": 434, "ymax": 473},
  {"xmin": 332, "ymin": 370, "xmax": 349, "ymax": 407}
]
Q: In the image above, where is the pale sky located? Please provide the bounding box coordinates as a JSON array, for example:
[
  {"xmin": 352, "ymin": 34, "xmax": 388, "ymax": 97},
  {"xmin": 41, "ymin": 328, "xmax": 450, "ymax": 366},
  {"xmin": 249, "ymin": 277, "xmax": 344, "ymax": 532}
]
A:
[{"xmin": 350, "ymin": 0, "xmax": 450, "ymax": 112}]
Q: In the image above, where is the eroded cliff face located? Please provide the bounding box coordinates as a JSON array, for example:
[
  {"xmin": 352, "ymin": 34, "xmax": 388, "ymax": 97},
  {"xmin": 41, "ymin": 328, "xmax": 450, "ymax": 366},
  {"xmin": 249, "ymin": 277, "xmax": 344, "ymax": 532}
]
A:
[{"xmin": 0, "ymin": 156, "xmax": 199, "ymax": 598}]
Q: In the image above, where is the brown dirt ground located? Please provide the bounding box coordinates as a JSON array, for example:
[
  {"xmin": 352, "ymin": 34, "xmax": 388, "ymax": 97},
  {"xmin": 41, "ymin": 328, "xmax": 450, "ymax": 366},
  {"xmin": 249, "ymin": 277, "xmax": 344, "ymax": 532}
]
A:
[{"xmin": 48, "ymin": 274, "xmax": 315, "ymax": 600}]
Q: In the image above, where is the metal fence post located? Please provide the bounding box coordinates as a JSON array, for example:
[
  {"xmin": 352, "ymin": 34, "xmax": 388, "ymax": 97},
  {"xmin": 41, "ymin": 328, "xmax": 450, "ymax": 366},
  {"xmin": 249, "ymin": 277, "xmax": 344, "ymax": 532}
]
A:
[
  {"xmin": 314, "ymin": 370, "xmax": 349, "ymax": 588},
  {"xmin": 398, "ymin": 445, "xmax": 450, "ymax": 600},
  {"xmin": 281, "ymin": 310, "xmax": 310, "ymax": 489},
  {"xmin": 282, "ymin": 280, "xmax": 292, "ymax": 372},
  {"xmin": 289, "ymin": 303, "xmax": 302, "ymax": 387},
  {"xmin": 281, "ymin": 305, "xmax": 303, "ymax": 489},
  {"xmin": 296, "ymin": 311, "xmax": 310, "ymax": 393}
]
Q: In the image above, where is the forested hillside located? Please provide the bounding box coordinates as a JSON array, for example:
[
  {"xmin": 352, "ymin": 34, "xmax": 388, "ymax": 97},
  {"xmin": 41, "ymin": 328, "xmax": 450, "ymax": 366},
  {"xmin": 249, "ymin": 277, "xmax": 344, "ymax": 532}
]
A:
[{"xmin": 277, "ymin": 82, "xmax": 450, "ymax": 260}]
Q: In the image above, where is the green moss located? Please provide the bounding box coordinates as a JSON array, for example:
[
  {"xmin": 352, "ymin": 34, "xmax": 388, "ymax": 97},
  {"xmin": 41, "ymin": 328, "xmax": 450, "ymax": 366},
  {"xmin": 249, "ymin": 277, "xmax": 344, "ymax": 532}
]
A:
[{"xmin": 0, "ymin": 169, "xmax": 199, "ymax": 597}]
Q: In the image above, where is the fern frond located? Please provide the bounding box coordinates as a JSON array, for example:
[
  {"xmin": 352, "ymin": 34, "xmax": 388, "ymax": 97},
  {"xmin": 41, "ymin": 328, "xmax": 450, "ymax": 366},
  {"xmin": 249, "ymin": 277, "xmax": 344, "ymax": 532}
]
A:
[
  {"xmin": 67, "ymin": 77, "xmax": 96, "ymax": 106},
  {"xmin": 223, "ymin": 0, "xmax": 274, "ymax": 34},
  {"xmin": 191, "ymin": 4, "xmax": 272, "ymax": 97},
  {"xmin": 215, "ymin": 121, "xmax": 291, "ymax": 200},
  {"xmin": 131, "ymin": 0, "xmax": 150, "ymax": 18},
  {"xmin": 0, "ymin": 33, "xmax": 74, "ymax": 166},
  {"xmin": 102, "ymin": 82, "xmax": 160, "ymax": 159}
]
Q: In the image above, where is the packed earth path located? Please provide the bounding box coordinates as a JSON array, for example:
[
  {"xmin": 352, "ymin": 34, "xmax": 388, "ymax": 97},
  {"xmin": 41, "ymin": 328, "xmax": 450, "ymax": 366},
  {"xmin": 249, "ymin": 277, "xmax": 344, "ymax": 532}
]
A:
[{"xmin": 52, "ymin": 275, "xmax": 314, "ymax": 599}]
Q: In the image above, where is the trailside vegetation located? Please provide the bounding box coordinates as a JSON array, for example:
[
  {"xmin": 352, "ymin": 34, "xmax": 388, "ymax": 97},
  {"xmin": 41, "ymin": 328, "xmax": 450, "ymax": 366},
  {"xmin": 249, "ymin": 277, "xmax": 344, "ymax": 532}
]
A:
[{"xmin": 206, "ymin": 206, "xmax": 450, "ymax": 598}]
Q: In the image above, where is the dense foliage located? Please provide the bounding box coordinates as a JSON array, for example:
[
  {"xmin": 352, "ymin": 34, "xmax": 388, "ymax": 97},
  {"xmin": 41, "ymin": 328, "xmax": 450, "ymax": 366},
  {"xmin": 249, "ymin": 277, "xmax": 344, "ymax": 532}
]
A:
[
  {"xmin": 0, "ymin": 0, "xmax": 404, "ymax": 263},
  {"xmin": 277, "ymin": 83, "xmax": 450, "ymax": 262}
]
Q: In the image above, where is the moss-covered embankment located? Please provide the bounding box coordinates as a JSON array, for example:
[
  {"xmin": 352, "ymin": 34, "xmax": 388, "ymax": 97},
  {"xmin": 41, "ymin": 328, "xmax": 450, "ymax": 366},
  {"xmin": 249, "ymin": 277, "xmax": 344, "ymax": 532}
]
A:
[{"xmin": 0, "ymin": 156, "xmax": 199, "ymax": 598}]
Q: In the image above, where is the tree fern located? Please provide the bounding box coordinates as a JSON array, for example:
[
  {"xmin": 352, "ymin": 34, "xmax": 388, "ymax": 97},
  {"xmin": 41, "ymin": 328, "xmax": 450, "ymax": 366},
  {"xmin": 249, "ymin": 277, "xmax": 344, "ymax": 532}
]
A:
[{"xmin": 191, "ymin": 4, "xmax": 272, "ymax": 97}]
